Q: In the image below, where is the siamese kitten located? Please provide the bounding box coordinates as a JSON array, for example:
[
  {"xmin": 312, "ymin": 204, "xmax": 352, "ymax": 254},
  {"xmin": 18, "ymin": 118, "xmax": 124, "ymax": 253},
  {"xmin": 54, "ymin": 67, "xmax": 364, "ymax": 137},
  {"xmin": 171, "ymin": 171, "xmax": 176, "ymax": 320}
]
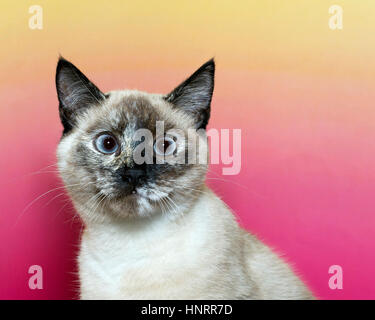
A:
[{"xmin": 56, "ymin": 57, "xmax": 313, "ymax": 299}]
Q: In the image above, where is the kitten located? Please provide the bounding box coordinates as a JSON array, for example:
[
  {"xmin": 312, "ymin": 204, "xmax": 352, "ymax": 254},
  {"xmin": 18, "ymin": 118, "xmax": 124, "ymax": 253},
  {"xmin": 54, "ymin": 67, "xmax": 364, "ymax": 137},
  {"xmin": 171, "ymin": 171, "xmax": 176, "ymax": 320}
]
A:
[{"xmin": 56, "ymin": 57, "xmax": 314, "ymax": 299}]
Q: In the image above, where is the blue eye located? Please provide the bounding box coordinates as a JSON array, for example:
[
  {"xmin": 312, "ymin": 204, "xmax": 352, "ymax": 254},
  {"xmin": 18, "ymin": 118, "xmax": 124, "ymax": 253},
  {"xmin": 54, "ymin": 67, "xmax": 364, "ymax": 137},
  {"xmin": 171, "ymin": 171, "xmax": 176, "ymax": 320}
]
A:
[{"xmin": 94, "ymin": 133, "xmax": 119, "ymax": 154}]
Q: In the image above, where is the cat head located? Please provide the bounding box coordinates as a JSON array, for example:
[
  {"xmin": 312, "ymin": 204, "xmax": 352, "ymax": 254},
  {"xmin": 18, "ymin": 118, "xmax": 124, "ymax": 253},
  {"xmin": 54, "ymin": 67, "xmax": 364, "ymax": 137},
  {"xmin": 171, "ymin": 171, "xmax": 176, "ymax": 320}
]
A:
[{"xmin": 56, "ymin": 57, "xmax": 215, "ymax": 221}]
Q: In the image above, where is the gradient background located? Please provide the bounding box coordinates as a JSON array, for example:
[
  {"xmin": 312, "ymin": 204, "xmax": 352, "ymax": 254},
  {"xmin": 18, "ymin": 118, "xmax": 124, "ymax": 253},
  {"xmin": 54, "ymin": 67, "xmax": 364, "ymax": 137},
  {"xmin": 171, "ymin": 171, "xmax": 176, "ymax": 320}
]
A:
[{"xmin": 1, "ymin": 0, "xmax": 374, "ymax": 299}]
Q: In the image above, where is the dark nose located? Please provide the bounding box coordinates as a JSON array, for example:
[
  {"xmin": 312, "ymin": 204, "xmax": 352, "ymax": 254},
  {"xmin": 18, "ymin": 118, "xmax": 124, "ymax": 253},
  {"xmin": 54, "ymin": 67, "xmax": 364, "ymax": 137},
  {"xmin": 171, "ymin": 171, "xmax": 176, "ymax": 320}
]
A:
[{"xmin": 121, "ymin": 168, "xmax": 146, "ymax": 187}]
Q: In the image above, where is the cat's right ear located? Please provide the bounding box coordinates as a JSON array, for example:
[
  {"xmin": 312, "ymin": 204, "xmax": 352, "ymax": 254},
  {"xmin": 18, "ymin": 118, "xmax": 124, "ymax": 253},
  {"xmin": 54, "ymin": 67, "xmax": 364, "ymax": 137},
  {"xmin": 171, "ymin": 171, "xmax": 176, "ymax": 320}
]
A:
[{"xmin": 56, "ymin": 57, "xmax": 105, "ymax": 134}]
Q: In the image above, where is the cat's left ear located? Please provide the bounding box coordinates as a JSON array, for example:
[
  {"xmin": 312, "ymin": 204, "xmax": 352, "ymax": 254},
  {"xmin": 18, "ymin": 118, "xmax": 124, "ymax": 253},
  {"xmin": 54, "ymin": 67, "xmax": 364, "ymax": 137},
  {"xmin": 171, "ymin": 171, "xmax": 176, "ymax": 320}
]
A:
[
  {"xmin": 56, "ymin": 57, "xmax": 105, "ymax": 134},
  {"xmin": 165, "ymin": 59, "xmax": 215, "ymax": 129}
]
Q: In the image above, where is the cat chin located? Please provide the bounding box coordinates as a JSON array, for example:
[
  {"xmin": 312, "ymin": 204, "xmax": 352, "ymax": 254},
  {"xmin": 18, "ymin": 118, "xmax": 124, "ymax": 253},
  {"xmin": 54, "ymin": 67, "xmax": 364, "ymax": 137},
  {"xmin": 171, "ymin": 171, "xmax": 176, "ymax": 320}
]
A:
[
  {"xmin": 75, "ymin": 184, "xmax": 176, "ymax": 220},
  {"xmin": 91, "ymin": 191, "xmax": 159, "ymax": 219}
]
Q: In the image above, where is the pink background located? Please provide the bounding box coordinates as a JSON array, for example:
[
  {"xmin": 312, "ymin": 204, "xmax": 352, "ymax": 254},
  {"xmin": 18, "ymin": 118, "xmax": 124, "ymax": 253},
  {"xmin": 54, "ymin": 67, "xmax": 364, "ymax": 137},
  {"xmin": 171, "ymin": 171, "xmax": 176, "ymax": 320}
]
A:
[{"xmin": 1, "ymin": 1, "xmax": 375, "ymax": 299}]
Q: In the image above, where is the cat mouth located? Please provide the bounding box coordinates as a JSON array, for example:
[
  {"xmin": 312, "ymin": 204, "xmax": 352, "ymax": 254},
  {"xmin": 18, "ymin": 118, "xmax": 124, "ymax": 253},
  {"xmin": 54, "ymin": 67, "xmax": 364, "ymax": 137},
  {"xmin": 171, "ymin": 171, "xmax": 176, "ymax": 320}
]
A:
[
  {"xmin": 117, "ymin": 186, "xmax": 149, "ymax": 200},
  {"xmin": 118, "ymin": 189, "xmax": 139, "ymax": 198}
]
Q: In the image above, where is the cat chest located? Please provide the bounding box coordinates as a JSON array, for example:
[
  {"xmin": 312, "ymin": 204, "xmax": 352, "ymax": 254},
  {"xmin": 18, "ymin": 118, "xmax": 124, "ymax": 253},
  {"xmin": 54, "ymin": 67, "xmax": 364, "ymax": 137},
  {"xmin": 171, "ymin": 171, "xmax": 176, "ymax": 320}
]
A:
[{"xmin": 79, "ymin": 229, "xmax": 213, "ymax": 298}]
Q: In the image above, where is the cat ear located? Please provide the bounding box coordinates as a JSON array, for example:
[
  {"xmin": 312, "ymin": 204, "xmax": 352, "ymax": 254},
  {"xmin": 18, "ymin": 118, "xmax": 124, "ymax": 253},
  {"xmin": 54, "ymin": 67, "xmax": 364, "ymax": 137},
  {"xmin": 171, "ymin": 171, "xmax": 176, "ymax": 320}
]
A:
[
  {"xmin": 165, "ymin": 59, "xmax": 215, "ymax": 129},
  {"xmin": 55, "ymin": 57, "xmax": 105, "ymax": 134}
]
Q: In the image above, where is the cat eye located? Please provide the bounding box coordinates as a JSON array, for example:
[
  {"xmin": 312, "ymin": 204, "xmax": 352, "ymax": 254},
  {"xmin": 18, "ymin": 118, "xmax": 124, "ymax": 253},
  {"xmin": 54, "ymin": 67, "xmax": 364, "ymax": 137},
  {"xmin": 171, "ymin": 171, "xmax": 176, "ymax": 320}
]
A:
[
  {"xmin": 153, "ymin": 136, "xmax": 176, "ymax": 156},
  {"xmin": 94, "ymin": 133, "xmax": 119, "ymax": 155}
]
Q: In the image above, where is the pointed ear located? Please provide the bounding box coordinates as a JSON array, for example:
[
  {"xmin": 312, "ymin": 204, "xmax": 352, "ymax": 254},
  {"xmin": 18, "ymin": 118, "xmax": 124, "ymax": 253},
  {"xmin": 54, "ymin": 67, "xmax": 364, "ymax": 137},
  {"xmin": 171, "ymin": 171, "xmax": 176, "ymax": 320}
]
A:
[
  {"xmin": 165, "ymin": 59, "xmax": 215, "ymax": 129},
  {"xmin": 55, "ymin": 57, "xmax": 105, "ymax": 134}
]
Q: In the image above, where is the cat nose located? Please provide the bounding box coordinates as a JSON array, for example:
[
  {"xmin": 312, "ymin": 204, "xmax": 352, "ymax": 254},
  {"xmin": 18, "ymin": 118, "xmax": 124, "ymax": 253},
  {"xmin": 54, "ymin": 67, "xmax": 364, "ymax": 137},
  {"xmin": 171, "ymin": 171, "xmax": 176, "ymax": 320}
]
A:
[{"xmin": 121, "ymin": 168, "xmax": 146, "ymax": 187}]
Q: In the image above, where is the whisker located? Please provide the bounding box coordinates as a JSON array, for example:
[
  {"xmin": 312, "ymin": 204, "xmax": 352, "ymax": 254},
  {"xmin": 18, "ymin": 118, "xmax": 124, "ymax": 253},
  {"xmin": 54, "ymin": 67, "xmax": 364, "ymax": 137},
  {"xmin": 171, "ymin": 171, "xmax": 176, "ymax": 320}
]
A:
[
  {"xmin": 164, "ymin": 196, "xmax": 180, "ymax": 217},
  {"xmin": 15, "ymin": 181, "xmax": 95, "ymax": 227},
  {"xmin": 161, "ymin": 196, "xmax": 175, "ymax": 216},
  {"xmin": 159, "ymin": 197, "xmax": 169, "ymax": 217},
  {"xmin": 43, "ymin": 192, "xmax": 66, "ymax": 207}
]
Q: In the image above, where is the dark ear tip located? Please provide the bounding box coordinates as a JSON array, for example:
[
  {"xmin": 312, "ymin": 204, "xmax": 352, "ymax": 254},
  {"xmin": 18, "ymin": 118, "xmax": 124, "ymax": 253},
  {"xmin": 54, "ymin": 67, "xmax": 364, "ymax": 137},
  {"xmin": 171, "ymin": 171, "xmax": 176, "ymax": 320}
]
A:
[
  {"xmin": 56, "ymin": 57, "xmax": 77, "ymax": 92},
  {"xmin": 203, "ymin": 58, "xmax": 215, "ymax": 73},
  {"xmin": 56, "ymin": 57, "xmax": 79, "ymax": 87},
  {"xmin": 56, "ymin": 56, "xmax": 75, "ymax": 74}
]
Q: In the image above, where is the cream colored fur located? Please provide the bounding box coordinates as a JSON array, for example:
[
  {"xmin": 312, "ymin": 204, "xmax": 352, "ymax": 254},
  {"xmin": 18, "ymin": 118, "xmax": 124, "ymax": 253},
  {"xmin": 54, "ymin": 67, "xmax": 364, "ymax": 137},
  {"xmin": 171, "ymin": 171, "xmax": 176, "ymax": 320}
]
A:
[{"xmin": 77, "ymin": 187, "xmax": 313, "ymax": 299}]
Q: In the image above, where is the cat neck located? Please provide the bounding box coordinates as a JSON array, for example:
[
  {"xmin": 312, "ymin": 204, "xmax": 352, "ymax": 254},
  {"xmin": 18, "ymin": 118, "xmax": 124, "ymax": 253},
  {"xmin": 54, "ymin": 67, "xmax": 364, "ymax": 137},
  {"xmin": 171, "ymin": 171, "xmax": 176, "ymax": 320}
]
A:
[{"xmin": 80, "ymin": 188, "xmax": 216, "ymax": 255}]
